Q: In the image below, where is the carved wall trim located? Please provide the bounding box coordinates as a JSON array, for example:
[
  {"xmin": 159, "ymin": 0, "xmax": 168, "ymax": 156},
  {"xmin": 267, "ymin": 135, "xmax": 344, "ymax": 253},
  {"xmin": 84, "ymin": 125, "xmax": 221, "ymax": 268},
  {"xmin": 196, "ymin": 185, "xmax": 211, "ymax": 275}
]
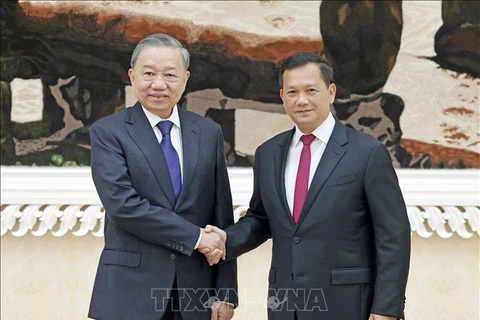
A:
[
  {"xmin": 1, "ymin": 167, "xmax": 479, "ymax": 237},
  {"xmin": 1, "ymin": 204, "xmax": 479, "ymax": 238}
]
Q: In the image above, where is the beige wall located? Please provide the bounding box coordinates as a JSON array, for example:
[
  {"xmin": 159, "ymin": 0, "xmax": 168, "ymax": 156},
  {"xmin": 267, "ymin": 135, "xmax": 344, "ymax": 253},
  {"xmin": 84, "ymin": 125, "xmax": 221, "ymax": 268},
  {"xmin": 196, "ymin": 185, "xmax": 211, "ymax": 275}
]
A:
[{"xmin": 1, "ymin": 234, "xmax": 479, "ymax": 320}]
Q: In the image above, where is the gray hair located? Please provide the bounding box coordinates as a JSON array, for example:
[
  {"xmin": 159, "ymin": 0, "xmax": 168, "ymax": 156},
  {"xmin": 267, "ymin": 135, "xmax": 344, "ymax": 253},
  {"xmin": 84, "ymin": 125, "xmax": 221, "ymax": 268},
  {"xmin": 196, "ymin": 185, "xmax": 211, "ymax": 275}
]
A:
[{"xmin": 130, "ymin": 33, "xmax": 190, "ymax": 70}]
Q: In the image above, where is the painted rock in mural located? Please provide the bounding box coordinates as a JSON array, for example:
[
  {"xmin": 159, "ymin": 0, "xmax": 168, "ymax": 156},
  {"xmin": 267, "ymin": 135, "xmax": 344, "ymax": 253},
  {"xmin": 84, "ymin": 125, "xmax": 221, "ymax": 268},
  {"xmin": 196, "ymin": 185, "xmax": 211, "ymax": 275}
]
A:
[
  {"xmin": 333, "ymin": 92, "xmax": 413, "ymax": 168},
  {"xmin": 433, "ymin": 0, "xmax": 480, "ymax": 77},
  {"xmin": 319, "ymin": 0, "xmax": 403, "ymax": 99},
  {"xmin": 320, "ymin": 1, "xmax": 408, "ymax": 166}
]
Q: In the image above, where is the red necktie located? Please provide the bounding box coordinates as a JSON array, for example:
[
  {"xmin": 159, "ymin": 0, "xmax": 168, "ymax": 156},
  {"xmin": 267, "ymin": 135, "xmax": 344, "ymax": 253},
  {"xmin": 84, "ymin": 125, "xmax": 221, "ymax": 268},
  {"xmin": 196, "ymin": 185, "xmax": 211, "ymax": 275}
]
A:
[{"xmin": 293, "ymin": 134, "xmax": 316, "ymax": 223}]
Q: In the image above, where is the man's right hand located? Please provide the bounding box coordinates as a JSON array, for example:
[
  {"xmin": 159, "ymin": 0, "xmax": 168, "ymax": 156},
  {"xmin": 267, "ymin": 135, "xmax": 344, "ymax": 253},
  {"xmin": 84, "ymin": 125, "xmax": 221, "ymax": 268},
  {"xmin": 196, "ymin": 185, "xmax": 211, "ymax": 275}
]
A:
[{"xmin": 198, "ymin": 225, "xmax": 227, "ymax": 266}]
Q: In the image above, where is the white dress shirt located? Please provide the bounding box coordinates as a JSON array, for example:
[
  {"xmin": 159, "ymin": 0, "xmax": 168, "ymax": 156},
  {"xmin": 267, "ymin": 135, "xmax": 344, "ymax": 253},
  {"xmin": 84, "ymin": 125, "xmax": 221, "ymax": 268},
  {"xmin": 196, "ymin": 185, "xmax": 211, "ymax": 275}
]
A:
[
  {"xmin": 142, "ymin": 105, "xmax": 184, "ymax": 181},
  {"xmin": 285, "ymin": 112, "xmax": 336, "ymax": 215}
]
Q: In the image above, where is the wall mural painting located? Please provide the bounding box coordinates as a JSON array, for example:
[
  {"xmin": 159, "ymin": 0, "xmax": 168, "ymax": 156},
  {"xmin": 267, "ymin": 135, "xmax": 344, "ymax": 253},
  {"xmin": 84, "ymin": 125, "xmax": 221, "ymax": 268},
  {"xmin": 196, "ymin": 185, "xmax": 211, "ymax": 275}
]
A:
[{"xmin": 1, "ymin": 1, "xmax": 479, "ymax": 168}]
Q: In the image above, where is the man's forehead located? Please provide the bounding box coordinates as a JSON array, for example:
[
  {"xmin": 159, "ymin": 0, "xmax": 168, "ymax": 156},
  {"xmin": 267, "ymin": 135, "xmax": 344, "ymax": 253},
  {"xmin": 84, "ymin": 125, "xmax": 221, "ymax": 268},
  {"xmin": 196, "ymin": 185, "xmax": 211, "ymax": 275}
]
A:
[
  {"xmin": 283, "ymin": 76, "xmax": 325, "ymax": 87},
  {"xmin": 139, "ymin": 46, "xmax": 182, "ymax": 59},
  {"xmin": 284, "ymin": 81, "xmax": 322, "ymax": 88},
  {"xmin": 283, "ymin": 67, "xmax": 326, "ymax": 85},
  {"xmin": 140, "ymin": 63, "xmax": 178, "ymax": 69},
  {"xmin": 285, "ymin": 63, "xmax": 321, "ymax": 74}
]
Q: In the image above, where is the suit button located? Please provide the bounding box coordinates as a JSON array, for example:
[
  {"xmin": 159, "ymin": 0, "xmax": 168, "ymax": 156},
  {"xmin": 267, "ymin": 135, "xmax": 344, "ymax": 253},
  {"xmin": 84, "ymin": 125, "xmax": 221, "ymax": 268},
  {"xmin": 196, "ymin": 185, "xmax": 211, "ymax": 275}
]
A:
[
  {"xmin": 293, "ymin": 237, "xmax": 300, "ymax": 244},
  {"xmin": 170, "ymin": 253, "xmax": 176, "ymax": 260},
  {"xmin": 167, "ymin": 241, "xmax": 172, "ymax": 247},
  {"xmin": 180, "ymin": 245, "xmax": 184, "ymax": 251},
  {"xmin": 175, "ymin": 244, "xmax": 180, "ymax": 250}
]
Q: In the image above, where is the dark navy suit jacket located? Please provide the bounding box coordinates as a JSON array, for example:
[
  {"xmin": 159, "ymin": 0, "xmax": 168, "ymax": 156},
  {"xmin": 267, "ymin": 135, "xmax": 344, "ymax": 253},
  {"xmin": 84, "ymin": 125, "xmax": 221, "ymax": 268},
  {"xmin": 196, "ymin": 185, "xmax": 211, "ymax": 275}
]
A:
[
  {"xmin": 226, "ymin": 120, "xmax": 410, "ymax": 320},
  {"xmin": 88, "ymin": 103, "xmax": 237, "ymax": 320}
]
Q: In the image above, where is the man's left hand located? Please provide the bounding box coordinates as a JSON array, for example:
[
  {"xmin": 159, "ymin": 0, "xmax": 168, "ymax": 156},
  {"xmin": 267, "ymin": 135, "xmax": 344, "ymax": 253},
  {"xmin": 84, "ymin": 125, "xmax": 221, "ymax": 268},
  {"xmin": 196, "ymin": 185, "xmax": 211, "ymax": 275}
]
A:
[
  {"xmin": 211, "ymin": 301, "xmax": 234, "ymax": 320},
  {"xmin": 368, "ymin": 314, "xmax": 396, "ymax": 320}
]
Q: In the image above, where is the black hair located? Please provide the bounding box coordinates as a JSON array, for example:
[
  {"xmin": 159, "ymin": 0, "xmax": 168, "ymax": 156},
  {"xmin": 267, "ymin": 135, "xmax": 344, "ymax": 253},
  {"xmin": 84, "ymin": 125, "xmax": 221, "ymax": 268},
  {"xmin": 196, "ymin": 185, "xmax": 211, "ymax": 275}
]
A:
[{"xmin": 278, "ymin": 52, "xmax": 333, "ymax": 88}]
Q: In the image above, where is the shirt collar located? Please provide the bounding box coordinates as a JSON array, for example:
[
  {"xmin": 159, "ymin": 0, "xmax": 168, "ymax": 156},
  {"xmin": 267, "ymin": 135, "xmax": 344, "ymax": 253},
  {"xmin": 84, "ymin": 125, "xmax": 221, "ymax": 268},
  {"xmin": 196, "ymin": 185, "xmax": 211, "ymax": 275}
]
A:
[
  {"xmin": 292, "ymin": 112, "xmax": 335, "ymax": 147},
  {"xmin": 141, "ymin": 105, "xmax": 181, "ymax": 129}
]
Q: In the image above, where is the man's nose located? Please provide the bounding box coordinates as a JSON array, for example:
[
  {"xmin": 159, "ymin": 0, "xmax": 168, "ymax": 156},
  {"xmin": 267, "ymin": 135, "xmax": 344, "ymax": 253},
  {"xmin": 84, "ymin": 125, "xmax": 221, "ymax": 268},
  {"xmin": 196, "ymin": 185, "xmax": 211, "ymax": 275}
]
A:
[
  {"xmin": 296, "ymin": 94, "xmax": 309, "ymax": 105},
  {"xmin": 151, "ymin": 77, "xmax": 167, "ymax": 89}
]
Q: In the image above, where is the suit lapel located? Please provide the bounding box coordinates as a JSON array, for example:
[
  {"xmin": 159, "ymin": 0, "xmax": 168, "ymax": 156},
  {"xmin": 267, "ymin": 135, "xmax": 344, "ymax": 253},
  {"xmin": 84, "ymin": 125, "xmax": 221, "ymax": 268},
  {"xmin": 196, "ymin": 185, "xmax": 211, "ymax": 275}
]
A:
[
  {"xmin": 274, "ymin": 128, "xmax": 296, "ymax": 227},
  {"xmin": 174, "ymin": 109, "xmax": 199, "ymax": 210},
  {"xmin": 125, "ymin": 103, "xmax": 176, "ymax": 207},
  {"xmin": 295, "ymin": 121, "xmax": 348, "ymax": 229}
]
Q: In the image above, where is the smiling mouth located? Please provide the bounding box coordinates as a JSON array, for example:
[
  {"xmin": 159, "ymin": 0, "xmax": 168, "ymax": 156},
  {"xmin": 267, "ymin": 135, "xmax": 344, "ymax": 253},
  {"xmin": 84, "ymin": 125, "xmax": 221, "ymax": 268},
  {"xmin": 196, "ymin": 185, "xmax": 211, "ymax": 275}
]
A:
[
  {"xmin": 149, "ymin": 94, "xmax": 168, "ymax": 99},
  {"xmin": 296, "ymin": 110, "xmax": 312, "ymax": 114}
]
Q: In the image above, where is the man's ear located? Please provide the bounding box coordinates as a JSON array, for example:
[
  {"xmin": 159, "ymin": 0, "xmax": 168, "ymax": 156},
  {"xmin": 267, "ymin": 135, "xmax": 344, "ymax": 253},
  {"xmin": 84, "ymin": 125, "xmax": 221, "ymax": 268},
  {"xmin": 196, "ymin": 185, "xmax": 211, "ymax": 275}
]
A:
[
  {"xmin": 279, "ymin": 89, "xmax": 288, "ymax": 114},
  {"xmin": 328, "ymin": 83, "xmax": 337, "ymax": 104},
  {"xmin": 128, "ymin": 68, "xmax": 135, "ymax": 85},
  {"xmin": 181, "ymin": 71, "xmax": 190, "ymax": 91}
]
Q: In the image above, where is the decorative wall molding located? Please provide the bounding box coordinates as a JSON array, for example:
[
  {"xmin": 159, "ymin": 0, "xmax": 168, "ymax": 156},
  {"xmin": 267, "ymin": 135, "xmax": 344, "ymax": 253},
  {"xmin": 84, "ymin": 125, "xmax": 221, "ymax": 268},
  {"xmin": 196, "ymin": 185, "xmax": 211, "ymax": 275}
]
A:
[
  {"xmin": 1, "ymin": 204, "xmax": 104, "ymax": 237},
  {"xmin": 1, "ymin": 167, "xmax": 479, "ymax": 237},
  {"xmin": 1, "ymin": 204, "xmax": 479, "ymax": 239}
]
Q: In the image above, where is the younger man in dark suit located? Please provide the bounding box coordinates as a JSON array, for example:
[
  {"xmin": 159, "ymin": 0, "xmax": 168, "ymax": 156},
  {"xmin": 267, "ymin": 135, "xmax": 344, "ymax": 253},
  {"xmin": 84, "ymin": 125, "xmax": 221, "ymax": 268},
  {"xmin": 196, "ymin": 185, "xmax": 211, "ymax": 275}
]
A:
[{"xmin": 205, "ymin": 52, "xmax": 410, "ymax": 320}]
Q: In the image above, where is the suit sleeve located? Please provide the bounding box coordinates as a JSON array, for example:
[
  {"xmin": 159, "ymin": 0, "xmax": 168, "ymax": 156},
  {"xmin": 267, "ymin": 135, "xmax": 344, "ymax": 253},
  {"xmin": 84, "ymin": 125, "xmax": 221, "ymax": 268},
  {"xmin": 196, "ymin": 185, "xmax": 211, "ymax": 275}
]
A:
[
  {"xmin": 210, "ymin": 126, "xmax": 239, "ymax": 306},
  {"xmin": 90, "ymin": 122, "xmax": 200, "ymax": 256},
  {"xmin": 365, "ymin": 144, "xmax": 411, "ymax": 319},
  {"xmin": 225, "ymin": 147, "xmax": 272, "ymax": 260}
]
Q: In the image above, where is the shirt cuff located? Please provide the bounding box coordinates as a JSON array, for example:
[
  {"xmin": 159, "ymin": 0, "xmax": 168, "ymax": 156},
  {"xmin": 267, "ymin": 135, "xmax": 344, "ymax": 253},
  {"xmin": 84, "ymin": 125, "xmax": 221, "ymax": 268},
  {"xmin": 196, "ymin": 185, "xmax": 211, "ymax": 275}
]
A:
[
  {"xmin": 218, "ymin": 301, "xmax": 235, "ymax": 309},
  {"xmin": 219, "ymin": 302, "xmax": 234, "ymax": 308},
  {"xmin": 194, "ymin": 228, "xmax": 202, "ymax": 249}
]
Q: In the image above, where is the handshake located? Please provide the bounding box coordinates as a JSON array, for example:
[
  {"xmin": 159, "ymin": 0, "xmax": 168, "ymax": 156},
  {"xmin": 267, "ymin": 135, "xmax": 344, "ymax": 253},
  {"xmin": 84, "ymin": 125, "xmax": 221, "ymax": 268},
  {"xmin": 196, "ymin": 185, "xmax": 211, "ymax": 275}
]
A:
[{"xmin": 198, "ymin": 225, "xmax": 227, "ymax": 266}]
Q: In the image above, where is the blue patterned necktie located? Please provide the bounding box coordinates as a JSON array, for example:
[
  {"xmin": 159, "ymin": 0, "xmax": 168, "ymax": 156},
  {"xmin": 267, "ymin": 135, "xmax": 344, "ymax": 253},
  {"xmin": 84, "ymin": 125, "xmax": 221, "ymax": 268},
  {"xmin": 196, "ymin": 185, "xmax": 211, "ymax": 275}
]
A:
[{"xmin": 157, "ymin": 121, "xmax": 182, "ymax": 200}]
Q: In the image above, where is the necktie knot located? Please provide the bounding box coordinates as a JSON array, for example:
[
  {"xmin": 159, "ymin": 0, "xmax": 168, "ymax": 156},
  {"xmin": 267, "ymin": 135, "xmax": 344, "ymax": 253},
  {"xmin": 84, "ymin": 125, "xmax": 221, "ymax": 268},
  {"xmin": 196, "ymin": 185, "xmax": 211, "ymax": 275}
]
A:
[
  {"xmin": 157, "ymin": 120, "xmax": 173, "ymax": 136},
  {"xmin": 300, "ymin": 134, "xmax": 315, "ymax": 147}
]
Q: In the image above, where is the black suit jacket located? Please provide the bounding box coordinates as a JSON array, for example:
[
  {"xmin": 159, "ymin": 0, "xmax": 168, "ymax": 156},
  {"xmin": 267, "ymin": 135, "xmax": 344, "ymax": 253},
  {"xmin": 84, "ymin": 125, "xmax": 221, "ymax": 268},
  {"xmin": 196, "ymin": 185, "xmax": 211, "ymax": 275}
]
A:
[
  {"xmin": 88, "ymin": 103, "xmax": 237, "ymax": 320},
  {"xmin": 226, "ymin": 120, "xmax": 410, "ymax": 320}
]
